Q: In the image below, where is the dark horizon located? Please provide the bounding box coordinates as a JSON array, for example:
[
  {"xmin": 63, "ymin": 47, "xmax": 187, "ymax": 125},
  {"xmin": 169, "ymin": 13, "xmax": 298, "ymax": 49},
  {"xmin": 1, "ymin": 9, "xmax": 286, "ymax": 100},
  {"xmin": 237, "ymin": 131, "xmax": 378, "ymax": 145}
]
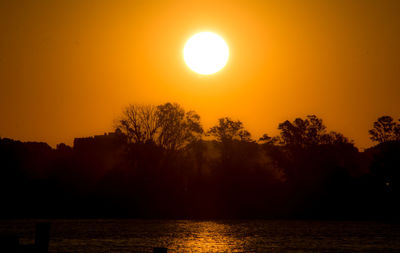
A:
[{"xmin": 1, "ymin": 103, "xmax": 399, "ymax": 221}]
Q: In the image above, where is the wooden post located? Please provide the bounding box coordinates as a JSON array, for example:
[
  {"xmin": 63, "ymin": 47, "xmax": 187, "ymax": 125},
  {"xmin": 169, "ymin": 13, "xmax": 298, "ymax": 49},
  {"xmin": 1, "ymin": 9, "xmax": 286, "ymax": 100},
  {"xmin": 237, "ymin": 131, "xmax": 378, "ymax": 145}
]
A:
[
  {"xmin": 34, "ymin": 222, "xmax": 51, "ymax": 253},
  {"xmin": 153, "ymin": 247, "xmax": 168, "ymax": 253}
]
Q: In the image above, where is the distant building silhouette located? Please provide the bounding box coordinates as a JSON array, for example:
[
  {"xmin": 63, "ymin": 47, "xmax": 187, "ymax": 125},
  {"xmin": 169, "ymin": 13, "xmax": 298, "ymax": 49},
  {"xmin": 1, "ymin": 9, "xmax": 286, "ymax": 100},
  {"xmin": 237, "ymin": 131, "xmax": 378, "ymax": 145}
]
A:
[{"xmin": 73, "ymin": 131, "xmax": 126, "ymax": 151}]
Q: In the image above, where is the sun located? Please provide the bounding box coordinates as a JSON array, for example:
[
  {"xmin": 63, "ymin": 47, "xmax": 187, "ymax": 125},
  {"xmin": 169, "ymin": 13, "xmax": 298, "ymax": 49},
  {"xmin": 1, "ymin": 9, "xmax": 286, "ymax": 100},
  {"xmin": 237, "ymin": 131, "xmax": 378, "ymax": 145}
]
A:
[{"xmin": 183, "ymin": 32, "xmax": 229, "ymax": 75}]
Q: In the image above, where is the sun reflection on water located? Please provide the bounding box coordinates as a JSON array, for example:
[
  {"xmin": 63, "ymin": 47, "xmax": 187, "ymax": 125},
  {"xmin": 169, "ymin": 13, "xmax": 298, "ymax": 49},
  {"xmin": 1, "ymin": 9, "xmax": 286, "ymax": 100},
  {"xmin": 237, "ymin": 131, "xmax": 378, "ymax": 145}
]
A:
[{"xmin": 165, "ymin": 221, "xmax": 247, "ymax": 252}]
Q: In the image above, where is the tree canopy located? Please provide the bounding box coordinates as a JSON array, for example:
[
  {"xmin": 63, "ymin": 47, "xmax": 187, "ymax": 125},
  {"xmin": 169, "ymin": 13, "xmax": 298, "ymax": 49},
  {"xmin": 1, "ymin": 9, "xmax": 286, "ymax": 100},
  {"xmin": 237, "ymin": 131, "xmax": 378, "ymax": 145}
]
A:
[
  {"xmin": 369, "ymin": 116, "xmax": 400, "ymax": 143},
  {"xmin": 117, "ymin": 102, "xmax": 203, "ymax": 151},
  {"xmin": 207, "ymin": 117, "xmax": 252, "ymax": 142},
  {"xmin": 275, "ymin": 115, "xmax": 352, "ymax": 147}
]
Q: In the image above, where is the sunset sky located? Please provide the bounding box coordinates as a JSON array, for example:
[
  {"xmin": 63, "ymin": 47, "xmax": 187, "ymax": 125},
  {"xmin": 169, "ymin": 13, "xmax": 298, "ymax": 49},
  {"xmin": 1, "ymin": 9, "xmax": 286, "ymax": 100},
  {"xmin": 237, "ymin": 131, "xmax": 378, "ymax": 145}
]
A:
[{"xmin": 1, "ymin": 0, "xmax": 399, "ymax": 149}]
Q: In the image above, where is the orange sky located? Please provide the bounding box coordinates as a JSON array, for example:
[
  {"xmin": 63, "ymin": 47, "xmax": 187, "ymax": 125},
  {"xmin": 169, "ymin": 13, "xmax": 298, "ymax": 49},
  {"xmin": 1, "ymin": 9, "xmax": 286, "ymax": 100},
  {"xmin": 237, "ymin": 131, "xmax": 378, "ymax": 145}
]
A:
[{"xmin": 1, "ymin": 0, "xmax": 399, "ymax": 149}]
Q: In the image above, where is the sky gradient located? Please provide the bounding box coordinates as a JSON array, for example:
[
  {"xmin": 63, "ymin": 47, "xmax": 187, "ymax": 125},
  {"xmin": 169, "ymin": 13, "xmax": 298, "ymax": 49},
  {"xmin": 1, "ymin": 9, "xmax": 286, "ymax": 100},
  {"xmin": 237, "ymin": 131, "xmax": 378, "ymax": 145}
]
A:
[{"xmin": 1, "ymin": 0, "xmax": 399, "ymax": 148}]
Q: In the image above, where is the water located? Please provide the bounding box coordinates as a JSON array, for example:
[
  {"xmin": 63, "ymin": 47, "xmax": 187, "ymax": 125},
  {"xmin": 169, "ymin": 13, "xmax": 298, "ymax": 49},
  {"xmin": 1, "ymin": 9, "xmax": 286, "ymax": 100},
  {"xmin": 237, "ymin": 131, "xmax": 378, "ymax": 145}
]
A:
[{"xmin": 0, "ymin": 219, "xmax": 399, "ymax": 252}]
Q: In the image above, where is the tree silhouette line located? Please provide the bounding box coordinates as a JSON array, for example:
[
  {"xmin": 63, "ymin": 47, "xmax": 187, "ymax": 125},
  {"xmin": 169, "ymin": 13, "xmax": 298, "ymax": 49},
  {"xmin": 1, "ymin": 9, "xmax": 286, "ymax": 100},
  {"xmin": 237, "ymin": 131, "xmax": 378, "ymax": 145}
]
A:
[{"xmin": 0, "ymin": 103, "xmax": 399, "ymax": 220}]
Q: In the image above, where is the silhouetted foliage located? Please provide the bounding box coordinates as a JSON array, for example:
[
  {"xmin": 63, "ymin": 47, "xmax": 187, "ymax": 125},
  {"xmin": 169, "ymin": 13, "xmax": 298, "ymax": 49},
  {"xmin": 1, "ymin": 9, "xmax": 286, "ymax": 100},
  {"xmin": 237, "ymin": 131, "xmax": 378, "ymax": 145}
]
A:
[
  {"xmin": 369, "ymin": 116, "xmax": 400, "ymax": 143},
  {"xmin": 0, "ymin": 112, "xmax": 399, "ymax": 220},
  {"xmin": 117, "ymin": 103, "xmax": 203, "ymax": 151},
  {"xmin": 258, "ymin": 133, "xmax": 280, "ymax": 145},
  {"xmin": 207, "ymin": 118, "xmax": 253, "ymax": 170},
  {"xmin": 208, "ymin": 117, "xmax": 252, "ymax": 142},
  {"xmin": 276, "ymin": 115, "xmax": 352, "ymax": 147},
  {"xmin": 156, "ymin": 102, "xmax": 203, "ymax": 151},
  {"xmin": 117, "ymin": 104, "xmax": 158, "ymax": 144}
]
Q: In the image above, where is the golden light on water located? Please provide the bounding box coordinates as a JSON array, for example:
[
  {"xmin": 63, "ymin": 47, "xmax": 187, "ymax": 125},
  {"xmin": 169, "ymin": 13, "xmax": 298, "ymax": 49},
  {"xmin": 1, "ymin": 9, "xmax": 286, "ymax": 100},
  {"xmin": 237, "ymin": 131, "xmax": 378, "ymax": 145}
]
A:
[
  {"xmin": 167, "ymin": 221, "xmax": 240, "ymax": 252},
  {"xmin": 183, "ymin": 32, "xmax": 229, "ymax": 75}
]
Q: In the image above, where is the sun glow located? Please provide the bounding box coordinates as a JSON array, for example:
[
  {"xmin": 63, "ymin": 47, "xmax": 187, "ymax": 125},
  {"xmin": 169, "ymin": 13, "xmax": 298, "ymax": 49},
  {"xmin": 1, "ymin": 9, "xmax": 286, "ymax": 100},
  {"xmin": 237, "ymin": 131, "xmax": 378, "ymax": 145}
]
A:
[{"xmin": 183, "ymin": 32, "xmax": 229, "ymax": 75}]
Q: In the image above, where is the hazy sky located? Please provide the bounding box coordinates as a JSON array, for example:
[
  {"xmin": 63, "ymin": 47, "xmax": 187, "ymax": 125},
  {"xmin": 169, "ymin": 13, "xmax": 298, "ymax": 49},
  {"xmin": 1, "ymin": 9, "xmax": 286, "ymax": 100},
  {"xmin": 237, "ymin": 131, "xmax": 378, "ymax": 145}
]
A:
[{"xmin": 1, "ymin": 0, "xmax": 399, "ymax": 148}]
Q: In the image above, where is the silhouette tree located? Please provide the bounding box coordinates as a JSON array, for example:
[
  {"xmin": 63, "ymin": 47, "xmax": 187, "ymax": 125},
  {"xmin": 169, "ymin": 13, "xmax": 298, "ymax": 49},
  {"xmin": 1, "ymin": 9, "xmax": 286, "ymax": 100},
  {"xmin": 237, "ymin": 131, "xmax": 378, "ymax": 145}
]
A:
[
  {"xmin": 320, "ymin": 131, "xmax": 352, "ymax": 145},
  {"xmin": 208, "ymin": 117, "xmax": 252, "ymax": 142},
  {"xmin": 368, "ymin": 116, "xmax": 400, "ymax": 143},
  {"xmin": 277, "ymin": 115, "xmax": 325, "ymax": 147},
  {"xmin": 258, "ymin": 133, "xmax": 280, "ymax": 145},
  {"xmin": 117, "ymin": 104, "xmax": 159, "ymax": 144},
  {"xmin": 117, "ymin": 103, "xmax": 203, "ymax": 151},
  {"xmin": 156, "ymin": 102, "xmax": 203, "ymax": 151},
  {"xmin": 207, "ymin": 117, "xmax": 253, "ymax": 170},
  {"xmin": 277, "ymin": 115, "xmax": 351, "ymax": 147}
]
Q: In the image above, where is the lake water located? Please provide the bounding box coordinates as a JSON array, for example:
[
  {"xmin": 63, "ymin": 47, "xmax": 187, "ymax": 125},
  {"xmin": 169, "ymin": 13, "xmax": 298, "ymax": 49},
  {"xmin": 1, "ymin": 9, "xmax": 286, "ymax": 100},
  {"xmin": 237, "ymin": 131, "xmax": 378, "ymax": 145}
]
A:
[{"xmin": 0, "ymin": 219, "xmax": 399, "ymax": 252}]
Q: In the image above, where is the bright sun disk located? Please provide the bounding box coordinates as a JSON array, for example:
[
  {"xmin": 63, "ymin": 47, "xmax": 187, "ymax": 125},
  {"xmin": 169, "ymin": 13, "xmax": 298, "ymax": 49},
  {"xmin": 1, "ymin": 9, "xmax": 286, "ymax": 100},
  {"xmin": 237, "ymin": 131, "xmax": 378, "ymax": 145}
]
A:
[{"xmin": 183, "ymin": 32, "xmax": 229, "ymax": 75}]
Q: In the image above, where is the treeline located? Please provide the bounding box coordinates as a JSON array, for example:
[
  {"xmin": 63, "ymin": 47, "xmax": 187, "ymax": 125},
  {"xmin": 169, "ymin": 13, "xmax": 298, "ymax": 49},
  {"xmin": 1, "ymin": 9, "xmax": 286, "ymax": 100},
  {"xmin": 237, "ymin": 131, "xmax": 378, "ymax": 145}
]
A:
[{"xmin": 0, "ymin": 102, "xmax": 399, "ymax": 220}]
